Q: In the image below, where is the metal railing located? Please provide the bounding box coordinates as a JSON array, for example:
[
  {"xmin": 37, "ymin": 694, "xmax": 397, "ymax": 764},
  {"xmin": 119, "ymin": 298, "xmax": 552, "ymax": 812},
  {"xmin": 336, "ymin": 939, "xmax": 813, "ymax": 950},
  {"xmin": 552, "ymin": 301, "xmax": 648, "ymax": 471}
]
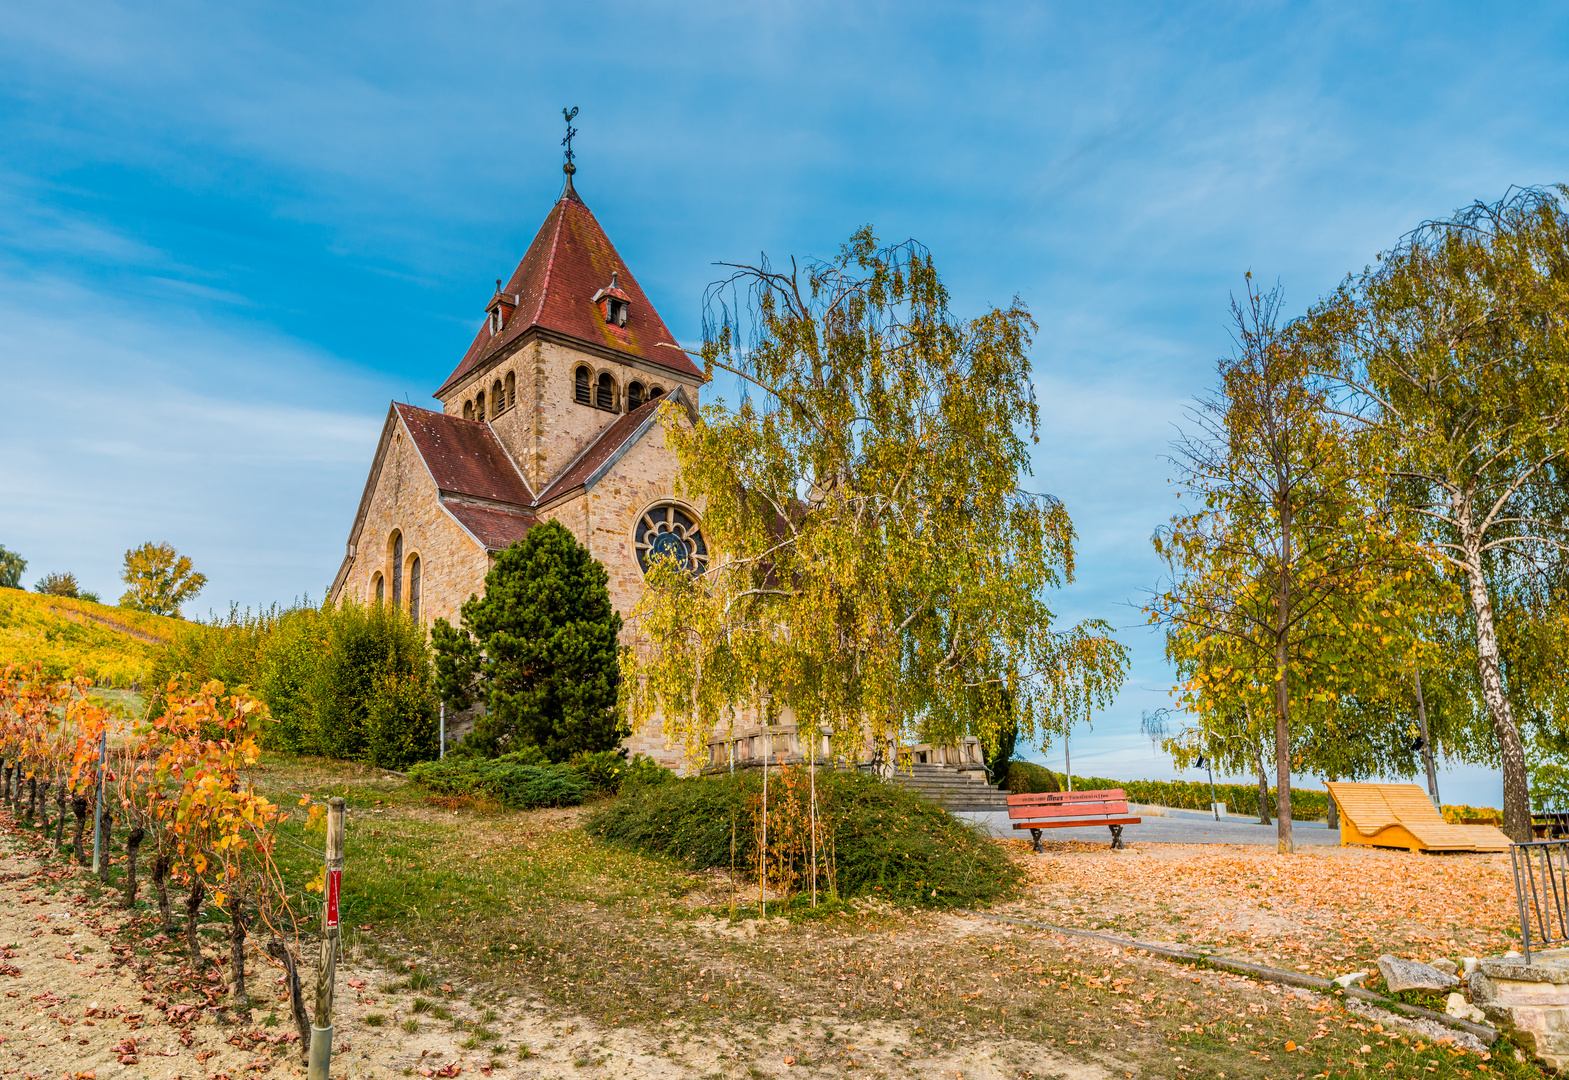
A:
[{"xmin": 1511, "ymin": 839, "xmax": 1569, "ymax": 962}]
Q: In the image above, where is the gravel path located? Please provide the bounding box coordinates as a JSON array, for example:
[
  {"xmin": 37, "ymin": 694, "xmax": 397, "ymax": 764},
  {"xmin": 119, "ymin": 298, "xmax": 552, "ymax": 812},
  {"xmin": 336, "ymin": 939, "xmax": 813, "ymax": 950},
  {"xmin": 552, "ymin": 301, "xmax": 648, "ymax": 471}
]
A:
[{"xmin": 957, "ymin": 805, "xmax": 1341, "ymax": 846}]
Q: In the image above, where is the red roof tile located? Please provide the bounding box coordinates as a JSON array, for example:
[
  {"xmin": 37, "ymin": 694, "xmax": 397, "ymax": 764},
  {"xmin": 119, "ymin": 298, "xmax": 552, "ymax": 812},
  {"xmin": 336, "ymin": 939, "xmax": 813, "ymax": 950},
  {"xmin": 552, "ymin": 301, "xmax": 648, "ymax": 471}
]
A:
[
  {"xmin": 441, "ymin": 501, "xmax": 538, "ymax": 552},
  {"xmin": 394, "ymin": 403, "xmax": 534, "ymax": 505},
  {"xmin": 436, "ymin": 189, "xmax": 702, "ymax": 397},
  {"xmin": 535, "ymin": 391, "xmax": 677, "ymax": 505}
]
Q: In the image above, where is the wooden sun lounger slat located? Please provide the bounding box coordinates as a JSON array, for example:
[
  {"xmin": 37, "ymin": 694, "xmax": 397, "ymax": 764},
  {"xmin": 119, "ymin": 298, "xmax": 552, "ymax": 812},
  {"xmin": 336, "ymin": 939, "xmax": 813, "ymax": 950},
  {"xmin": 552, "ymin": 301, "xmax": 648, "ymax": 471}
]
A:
[{"xmin": 1325, "ymin": 781, "xmax": 1512, "ymax": 853}]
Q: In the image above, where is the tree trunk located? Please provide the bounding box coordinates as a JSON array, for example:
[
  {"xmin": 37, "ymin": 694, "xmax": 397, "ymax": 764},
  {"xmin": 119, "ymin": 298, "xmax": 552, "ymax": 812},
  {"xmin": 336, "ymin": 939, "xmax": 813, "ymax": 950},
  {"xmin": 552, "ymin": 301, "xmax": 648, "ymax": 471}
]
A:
[
  {"xmin": 1326, "ymin": 779, "xmax": 1339, "ymax": 830},
  {"xmin": 152, "ymin": 852, "xmax": 172, "ymax": 934},
  {"xmin": 37, "ymin": 779, "xmax": 49, "ymax": 834},
  {"xmin": 123, "ymin": 826, "xmax": 145, "ymax": 909},
  {"xmin": 266, "ymin": 938, "xmax": 313, "ymax": 1065},
  {"xmin": 71, "ymin": 797, "xmax": 88, "ymax": 866},
  {"xmin": 25, "ymin": 775, "xmax": 36, "ymax": 823},
  {"xmin": 54, "ymin": 784, "xmax": 67, "ymax": 852},
  {"xmin": 1249, "ymin": 718, "xmax": 1271, "ymax": 826},
  {"xmin": 1413, "ymin": 667, "xmax": 1441, "ymax": 806},
  {"xmin": 185, "ymin": 878, "xmax": 206, "ymax": 969},
  {"xmin": 229, "ymin": 893, "xmax": 248, "ymax": 1010},
  {"xmin": 1462, "ymin": 529, "xmax": 1531, "ymax": 842},
  {"xmin": 1, "ymin": 764, "xmax": 10, "ymax": 809},
  {"xmin": 1274, "ymin": 558, "xmax": 1294, "ymax": 855}
]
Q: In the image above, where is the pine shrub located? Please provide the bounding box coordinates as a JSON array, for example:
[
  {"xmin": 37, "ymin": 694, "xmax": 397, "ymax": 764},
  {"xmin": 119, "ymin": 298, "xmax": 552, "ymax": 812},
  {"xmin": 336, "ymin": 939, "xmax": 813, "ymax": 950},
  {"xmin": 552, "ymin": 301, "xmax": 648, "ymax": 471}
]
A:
[{"xmin": 586, "ymin": 770, "xmax": 1021, "ymax": 909}]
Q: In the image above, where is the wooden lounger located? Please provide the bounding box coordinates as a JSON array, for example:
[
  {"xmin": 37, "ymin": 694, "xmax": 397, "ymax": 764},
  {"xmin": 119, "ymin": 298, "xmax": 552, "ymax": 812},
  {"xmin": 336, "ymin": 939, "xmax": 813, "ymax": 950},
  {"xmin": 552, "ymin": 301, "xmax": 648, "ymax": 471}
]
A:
[{"xmin": 1325, "ymin": 782, "xmax": 1510, "ymax": 853}]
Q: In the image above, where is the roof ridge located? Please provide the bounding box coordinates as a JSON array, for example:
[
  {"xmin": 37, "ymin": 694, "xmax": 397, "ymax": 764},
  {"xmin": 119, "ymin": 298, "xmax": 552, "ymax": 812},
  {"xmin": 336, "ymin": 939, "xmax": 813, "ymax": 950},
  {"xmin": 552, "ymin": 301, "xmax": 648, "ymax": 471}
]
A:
[{"xmin": 526, "ymin": 202, "xmax": 564, "ymax": 329}]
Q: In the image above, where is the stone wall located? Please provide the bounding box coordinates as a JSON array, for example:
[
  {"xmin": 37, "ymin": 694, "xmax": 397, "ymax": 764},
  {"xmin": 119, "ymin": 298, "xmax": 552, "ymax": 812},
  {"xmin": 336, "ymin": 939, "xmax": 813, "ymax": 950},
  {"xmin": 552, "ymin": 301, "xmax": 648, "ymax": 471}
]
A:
[
  {"xmin": 1471, "ymin": 950, "xmax": 1569, "ymax": 1070},
  {"xmin": 335, "ymin": 415, "xmax": 494, "ymax": 631},
  {"xmin": 436, "ymin": 336, "xmax": 701, "ymax": 493}
]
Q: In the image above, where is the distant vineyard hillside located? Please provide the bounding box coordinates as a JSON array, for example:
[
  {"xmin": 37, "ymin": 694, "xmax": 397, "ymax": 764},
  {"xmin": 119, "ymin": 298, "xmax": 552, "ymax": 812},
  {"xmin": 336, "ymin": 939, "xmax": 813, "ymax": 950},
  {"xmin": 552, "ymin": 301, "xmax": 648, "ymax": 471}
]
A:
[{"xmin": 0, "ymin": 589, "xmax": 185, "ymax": 687}]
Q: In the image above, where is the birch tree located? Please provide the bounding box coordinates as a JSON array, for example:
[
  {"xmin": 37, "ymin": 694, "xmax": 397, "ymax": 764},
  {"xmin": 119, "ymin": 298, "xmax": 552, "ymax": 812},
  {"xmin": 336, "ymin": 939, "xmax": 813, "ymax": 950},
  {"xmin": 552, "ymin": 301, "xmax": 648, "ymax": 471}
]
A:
[
  {"xmin": 624, "ymin": 228, "xmax": 1129, "ymax": 767},
  {"xmin": 1152, "ymin": 279, "xmax": 1395, "ymax": 853},
  {"xmin": 1314, "ymin": 187, "xmax": 1569, "ymax": 841}
]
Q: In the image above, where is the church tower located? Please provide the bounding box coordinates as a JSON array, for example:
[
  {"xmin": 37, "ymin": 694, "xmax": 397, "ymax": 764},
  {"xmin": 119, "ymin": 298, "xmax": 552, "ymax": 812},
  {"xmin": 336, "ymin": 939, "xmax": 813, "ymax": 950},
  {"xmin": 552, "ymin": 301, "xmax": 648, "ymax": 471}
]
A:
[
  {"xmin": 331, "ymin": 150, "xmax": 712, "ymax": 709},
  {"xmin": 430, "ymin": 165, "xmax": 705, "ymax": 492}
]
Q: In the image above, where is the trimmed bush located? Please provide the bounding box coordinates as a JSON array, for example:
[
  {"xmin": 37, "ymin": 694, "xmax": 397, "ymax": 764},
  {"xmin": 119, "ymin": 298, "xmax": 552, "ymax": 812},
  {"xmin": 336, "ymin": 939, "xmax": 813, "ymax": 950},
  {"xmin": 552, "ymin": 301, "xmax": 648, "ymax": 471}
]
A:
[
  {"xmin": 1002, "ymin": 760, "xmax": 1060, "ymax": 795},
  {"xmin": 568, "ymin": 750, "xmax": 675, "ymax": 794},
  {"xmin": 407, "ymin": 755, "xmax": 589, "ymax": 809},
  {"xmin": 586, "ymin": 770, "xmax": 1022, "ymax": 909}
]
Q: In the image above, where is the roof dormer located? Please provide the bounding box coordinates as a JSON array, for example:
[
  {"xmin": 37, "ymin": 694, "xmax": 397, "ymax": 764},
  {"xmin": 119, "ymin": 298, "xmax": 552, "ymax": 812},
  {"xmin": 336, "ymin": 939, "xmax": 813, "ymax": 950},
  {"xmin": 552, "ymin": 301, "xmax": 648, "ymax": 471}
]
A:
[
  {"xmin": 591, "ymin": 271, "xmax": 631, "ymax": 329},
  {"xmin": 486, "ymin": 278, "xmax": 518, "ymax": 335}
]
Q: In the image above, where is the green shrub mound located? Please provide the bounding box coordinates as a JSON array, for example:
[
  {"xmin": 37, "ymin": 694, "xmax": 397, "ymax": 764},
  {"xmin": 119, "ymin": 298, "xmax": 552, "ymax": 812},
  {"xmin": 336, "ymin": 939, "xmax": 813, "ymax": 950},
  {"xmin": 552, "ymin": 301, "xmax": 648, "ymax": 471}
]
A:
[
  {"xmin": 407, "ymin": 749, "xmax": 674, "ymax": 807},
  {"xmin": 408, "ymin": 755, "xmax": 590, "ymax": 809},
  {"xmin": 1001, "ymin": 760, "xmax": 1060, "ymax": 794},
  {"xmin": 586, "ymin": 770, "xmax": 1022, "ymax": 909}
]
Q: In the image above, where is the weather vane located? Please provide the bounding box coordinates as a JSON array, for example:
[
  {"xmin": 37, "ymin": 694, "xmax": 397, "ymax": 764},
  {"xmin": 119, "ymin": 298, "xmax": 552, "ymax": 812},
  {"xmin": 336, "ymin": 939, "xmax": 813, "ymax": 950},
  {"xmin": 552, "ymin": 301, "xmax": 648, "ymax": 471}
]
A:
[{"xmin": 562, "ymin": 106, "xmax": 579, "ymax": 172}]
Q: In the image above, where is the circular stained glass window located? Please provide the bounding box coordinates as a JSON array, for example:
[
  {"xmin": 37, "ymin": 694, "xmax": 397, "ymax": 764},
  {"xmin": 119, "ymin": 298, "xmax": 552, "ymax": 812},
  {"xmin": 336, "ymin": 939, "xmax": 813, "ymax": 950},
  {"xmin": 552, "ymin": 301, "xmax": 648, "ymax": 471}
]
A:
[{"xmin": 635, "ymin": 503, "xmax": 708, "ymax": 575}]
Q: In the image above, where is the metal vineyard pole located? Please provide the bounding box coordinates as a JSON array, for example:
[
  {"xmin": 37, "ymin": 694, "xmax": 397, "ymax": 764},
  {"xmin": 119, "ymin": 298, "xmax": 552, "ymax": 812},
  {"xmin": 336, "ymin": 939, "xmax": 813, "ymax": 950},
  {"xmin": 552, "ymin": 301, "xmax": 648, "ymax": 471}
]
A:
[{"xmin": 309, "ymin": 798, "xmax": 346, "ymax": 1080}]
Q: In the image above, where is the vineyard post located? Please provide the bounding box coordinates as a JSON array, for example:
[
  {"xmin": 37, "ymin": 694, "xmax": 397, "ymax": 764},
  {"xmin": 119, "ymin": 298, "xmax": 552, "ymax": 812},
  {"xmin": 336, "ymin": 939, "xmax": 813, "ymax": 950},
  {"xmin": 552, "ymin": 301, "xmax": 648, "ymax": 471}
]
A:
[
  {"xmin": 92, "ymin": 729, "xmax": 107, "ymax": 874},
  {"xmin": 309, "ymin": 797, "xmax": 345, "ymax": 1080},
  {"xmin": 439, "ymin": 703, "xmax": 445, "ymax": 760}
]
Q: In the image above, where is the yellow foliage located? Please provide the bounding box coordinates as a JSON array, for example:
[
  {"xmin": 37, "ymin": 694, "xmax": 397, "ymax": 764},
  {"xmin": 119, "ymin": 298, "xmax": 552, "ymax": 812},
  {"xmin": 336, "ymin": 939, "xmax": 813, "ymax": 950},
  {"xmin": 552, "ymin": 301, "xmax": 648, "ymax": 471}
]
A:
[{"xmin": 0, "ymin": 589, "xmax": 184, "ymax": 687}]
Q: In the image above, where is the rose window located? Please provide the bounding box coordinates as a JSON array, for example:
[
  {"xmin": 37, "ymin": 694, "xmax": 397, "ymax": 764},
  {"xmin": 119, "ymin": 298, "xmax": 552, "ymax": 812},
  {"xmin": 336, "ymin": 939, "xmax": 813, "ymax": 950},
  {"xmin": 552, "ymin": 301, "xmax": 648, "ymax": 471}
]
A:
[{"xmin": 634, "ymin": 503, "xmax": 708, "ymax": 575}]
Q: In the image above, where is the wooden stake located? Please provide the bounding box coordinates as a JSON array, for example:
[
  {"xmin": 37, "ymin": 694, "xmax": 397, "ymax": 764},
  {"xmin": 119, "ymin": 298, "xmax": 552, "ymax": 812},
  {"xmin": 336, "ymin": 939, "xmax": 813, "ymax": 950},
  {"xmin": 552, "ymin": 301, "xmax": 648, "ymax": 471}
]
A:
[{"xmin": 309, "ymin": 798, "xmax": 345, "ymax": 1080}]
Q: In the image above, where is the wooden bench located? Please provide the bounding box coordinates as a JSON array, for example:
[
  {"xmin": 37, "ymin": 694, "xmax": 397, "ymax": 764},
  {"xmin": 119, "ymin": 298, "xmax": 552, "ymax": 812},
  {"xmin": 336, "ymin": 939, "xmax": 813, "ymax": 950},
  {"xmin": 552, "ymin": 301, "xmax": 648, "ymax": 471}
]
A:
[{"xmin": 1007, "ymin": 789, "xmax": 1141, "ymax": 851}]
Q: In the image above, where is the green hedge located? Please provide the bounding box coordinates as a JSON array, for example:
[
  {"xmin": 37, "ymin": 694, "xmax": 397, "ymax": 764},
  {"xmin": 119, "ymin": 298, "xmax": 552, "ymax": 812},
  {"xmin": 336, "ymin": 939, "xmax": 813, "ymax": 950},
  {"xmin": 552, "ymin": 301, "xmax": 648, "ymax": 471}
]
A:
[
  {"xmin": 586, "ymin": 770, "xmax": 1022, "ymax": 909},
  {"xmin": 1061, "ymin": 773, "xmax": 1328, "ymax": 821}
]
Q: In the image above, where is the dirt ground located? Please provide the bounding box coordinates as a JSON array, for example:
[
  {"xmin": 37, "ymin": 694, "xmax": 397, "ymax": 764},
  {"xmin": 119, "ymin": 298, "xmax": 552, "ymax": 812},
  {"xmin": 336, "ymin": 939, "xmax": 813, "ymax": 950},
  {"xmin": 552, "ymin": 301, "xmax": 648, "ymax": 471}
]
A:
[
  {"xmin": 999, "ymin": 838, "xmax": 1518, "ymax": 976},
  {"xmin": 0, "ymin": 792, "xmax": 1531, "ymax": 1080}
]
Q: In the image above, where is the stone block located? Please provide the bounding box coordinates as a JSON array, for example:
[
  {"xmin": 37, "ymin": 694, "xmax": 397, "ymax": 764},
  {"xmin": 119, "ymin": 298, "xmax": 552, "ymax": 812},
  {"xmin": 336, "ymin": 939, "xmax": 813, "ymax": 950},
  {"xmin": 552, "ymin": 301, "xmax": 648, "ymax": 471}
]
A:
[{"xmin": 1378, "ymin": 954, "xmax": 1459, "ymax": 993}]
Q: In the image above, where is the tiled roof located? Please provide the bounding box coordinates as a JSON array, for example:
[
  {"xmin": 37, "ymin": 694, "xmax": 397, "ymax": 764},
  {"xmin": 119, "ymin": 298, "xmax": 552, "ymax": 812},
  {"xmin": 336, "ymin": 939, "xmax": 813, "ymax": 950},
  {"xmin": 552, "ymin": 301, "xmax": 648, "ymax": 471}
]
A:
[
  {"xmin": 436, "ymin": 189, "xmax": 701, "ymax": 397},
  {"xmin": 535, "ymin": 391, "xmax": 675, "ymax": 505},
  {"xmin": 394, "ymin": 403, "xmax": 534, "ymax": 505},
  {"xmin": 441, "ymin": 501, "xmax": 538, "ymax": 552}
]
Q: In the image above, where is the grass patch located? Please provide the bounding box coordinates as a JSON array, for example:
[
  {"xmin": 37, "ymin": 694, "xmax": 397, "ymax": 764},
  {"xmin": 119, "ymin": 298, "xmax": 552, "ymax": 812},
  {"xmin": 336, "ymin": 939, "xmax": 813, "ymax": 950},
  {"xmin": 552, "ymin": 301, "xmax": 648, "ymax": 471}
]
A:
[
  {"xmin": 363, "ymin": 1014, "xmax": 386, "ymax": 1027},
  {"xmin": 586, "ymin": 769, "xmax": 1022, "ymax": 908}
]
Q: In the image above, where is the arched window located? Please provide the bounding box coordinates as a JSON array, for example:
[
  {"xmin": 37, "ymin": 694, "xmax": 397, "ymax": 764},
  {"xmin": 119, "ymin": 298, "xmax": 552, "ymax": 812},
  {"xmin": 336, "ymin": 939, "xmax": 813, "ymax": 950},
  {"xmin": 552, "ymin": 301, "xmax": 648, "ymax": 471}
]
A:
[
  {"xmin": 627, "ymin": 381, "xmax": 645, "ymax": 410},
  {"xmin": 475, "ymin": 390, "xmax": 486, "ymax": 421},
  {"xmin": 574, "ymin": 366, "xmax": 592, "ymax": 405},
  {"xmin": 596, "ymin": 372, "xmax": 616, "ymax": 411},
  {"xmin": 408, "ymin": 555, "xmax": 421, "ymax": 622},
  {"xmin": 463, "ymin": 400, "xmax": 474, "ymax": 420},
  {"xmin": 505, "ymin": 371, "xmax": 516, "ymax": 410},
  {"xmin": 391, "ymin": 532, "xmax": 403, "ymax": 608},
  {"xmin": 373, "ymin": 573, "xmax": 384, "ymax": 604},
  {"xmin": 492, "ymin": 379, "xmax": 505, "ymax": 415},
  {"xmin": 650, "ymin": 386, "xmax": 664, "ymax": 400}
]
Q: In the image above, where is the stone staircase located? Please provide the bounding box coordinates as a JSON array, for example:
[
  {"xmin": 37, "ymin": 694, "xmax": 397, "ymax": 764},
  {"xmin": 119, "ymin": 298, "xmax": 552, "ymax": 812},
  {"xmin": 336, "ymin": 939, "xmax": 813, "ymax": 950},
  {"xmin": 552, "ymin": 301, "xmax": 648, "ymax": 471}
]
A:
[{"xmin": 885, "ymin": 763, "xmax": 1011, "ymax": 810}]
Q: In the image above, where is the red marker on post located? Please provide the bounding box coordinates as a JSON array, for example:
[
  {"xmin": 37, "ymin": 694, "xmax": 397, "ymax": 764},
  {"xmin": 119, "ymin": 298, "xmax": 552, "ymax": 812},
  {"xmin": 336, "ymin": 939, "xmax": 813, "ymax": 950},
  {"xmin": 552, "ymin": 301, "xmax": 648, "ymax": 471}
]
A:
[{"xmin": 325, "ymin": 869, "xmax": 341, "ymax": 930}]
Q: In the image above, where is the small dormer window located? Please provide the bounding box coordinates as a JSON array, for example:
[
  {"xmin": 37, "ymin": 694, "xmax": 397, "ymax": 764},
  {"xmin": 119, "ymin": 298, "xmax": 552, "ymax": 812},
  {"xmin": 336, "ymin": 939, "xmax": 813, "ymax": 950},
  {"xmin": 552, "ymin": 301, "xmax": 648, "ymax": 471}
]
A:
[
  {"xmin": 490, "ymin": 308, "xmax": 502, "ymax": 334},
  {"xmin": 592, "ymin": 270, "xmax": 631, "ymax": 329}
]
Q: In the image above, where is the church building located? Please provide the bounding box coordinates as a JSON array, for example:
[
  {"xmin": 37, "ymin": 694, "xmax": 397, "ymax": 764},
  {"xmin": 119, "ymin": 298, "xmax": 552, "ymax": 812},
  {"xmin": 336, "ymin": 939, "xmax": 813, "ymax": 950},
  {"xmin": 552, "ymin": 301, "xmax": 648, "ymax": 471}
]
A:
[{"xmin": 329, "ymin": 160, "xmax": 706, "ymax": 766}]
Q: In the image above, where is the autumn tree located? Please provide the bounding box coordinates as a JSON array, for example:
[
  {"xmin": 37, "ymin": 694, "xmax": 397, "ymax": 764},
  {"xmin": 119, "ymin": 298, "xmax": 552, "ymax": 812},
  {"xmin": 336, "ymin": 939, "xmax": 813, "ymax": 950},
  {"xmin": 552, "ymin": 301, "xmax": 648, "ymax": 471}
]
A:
[
  {"xmin": 624, "ymin": 227, "xmax": 1128, "ymax": 768},
  {"xmin": 0, "ymin": 545, "xmax": 25, "ymax": 590},
  {"xmin": 120, "ymin": 541, "xmax": 207, "ymax": 616},
  {"xmin": 1151, "ymin": 279, "xmax": 1401, "ymax": 853},
  {"xmin": 1312, "ymin": 187, "xmax": 1569, "ymax": 841}
]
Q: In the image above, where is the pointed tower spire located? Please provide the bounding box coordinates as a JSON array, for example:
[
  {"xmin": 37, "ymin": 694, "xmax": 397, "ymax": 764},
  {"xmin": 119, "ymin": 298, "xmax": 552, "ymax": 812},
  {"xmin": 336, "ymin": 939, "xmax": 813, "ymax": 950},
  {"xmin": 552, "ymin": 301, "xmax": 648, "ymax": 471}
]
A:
[{"xmin": 561, "ymin": 105, "xmax": 582, "ymax": 203}]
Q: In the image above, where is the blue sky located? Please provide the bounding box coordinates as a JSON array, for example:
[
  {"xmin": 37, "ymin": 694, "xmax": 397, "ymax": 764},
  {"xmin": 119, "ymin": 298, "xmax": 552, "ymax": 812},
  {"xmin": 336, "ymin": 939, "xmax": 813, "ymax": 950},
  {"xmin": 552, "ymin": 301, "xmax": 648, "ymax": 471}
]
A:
[{"xmin": 3, "ymin": 2, "xmax": 1567, "ymax": 804}]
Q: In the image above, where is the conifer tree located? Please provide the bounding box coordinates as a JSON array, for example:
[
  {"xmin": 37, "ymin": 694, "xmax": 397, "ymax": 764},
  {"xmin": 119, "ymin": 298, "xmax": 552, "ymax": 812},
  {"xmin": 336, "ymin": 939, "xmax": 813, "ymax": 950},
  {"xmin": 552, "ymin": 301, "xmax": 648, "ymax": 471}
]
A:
[{"xmin": 432, "ymin": 521, "xmax": 623, "ymax": 761}]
